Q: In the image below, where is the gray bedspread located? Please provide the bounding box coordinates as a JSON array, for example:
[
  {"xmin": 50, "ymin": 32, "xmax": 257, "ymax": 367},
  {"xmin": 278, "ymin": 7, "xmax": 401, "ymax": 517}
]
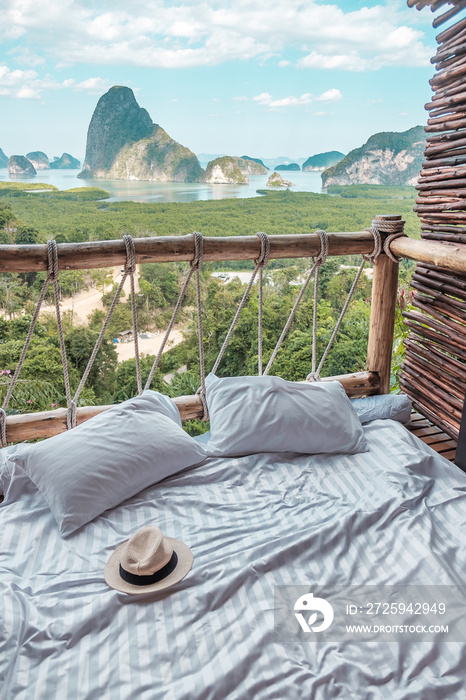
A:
[{"xmin": 1, "ymin": 419, "xmax": 466, "ymax": 699}]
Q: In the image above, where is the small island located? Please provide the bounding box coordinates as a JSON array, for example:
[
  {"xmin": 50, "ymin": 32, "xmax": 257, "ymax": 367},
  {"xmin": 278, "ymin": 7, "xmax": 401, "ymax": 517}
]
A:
[
  {"xmin": 51, "ymin": 153, "xmax": 81, "ymax": 169},
  {"xmin": 266, "ymin": 172, "xmax": 294, "ymax": 187},
  {"xmin": 204, "ymin": 156, "xmax": 249, "ymax": 185},
  {"xmin": 8, "ymin": 155, "xmax": 36, "ymax": 176},
  {"xmin": 26, "ymin": 151, "xmax": 50, "ymax": 170},
  {"xmin": 275, "ymin": 163, "xmax": 300, "ymax": 172}
]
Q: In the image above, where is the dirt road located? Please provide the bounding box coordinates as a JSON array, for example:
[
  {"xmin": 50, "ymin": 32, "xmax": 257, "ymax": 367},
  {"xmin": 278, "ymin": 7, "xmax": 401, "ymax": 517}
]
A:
[{"xmin": 45, "ymin": 266, "xmax": 138, "ymax": 325}]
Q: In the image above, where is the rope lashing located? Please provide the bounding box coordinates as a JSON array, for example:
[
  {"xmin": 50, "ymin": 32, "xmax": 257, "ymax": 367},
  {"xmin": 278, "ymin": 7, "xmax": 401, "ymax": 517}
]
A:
[
  {"xmin": 143, "ymin": 233, "xmax": 208, "ymax": 418},
  {"xmin": 307, "ymin": 227, "xmax": 386, "ymax": 382},
  {"xmin": 124, "ymin": 235, "xmax": 142, "ymax": 395},
  {"xmin": 263, "ymin": 230, "xmax": 328, "ymax": 377},
  {"xmin": 369, "ymin": 218, "xmax": 406, "ymax": 263},
  {"xmin": 0, "ymin": 408, "xmax": 6, "ymax": 449},
  {"xmin": 47, "ymin": 240, "xmax": 74, "ymax": 429},
  {"xmin": 191, "ymin": 233, "xmax": 209, "ymax": 421},
  {"xmin": 0, "ymin": 239, "xmax": 72, "ymax": 446},
  {"xmin": 211, "ymin": 232, "xmax": 270, "ymax": 377},
  {"xmin": 68, "ymin": 234, "xmax": 138, "ymax": 428},
  {"xmin": 362, "ymin": 226, "xmax": 382, "ymax": 263},
  {"xmin": 256, "ymin": 232, "xmax": 270, "ymax": 376}
]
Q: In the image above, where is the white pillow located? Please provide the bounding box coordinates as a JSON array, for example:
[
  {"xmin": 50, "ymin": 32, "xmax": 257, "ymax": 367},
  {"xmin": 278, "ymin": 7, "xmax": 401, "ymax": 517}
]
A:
[
  {"xmin": 204, "ymin": 373, "xmax": 368, "ymax": 457},
  {"xmin": 9, "ymin": 391, "xmax": 207, "ymax": 537},
  {"xmin": 351, "ymin": 394, "xmax": 412, "ymax": 425}
]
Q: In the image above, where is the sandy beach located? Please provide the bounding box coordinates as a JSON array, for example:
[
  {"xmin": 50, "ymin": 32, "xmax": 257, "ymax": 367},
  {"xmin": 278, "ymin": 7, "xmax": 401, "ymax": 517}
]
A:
[
  {"xmin": 114, "ymin": 329, "xmax": 184, "ymax": 362},
  {"xmin": 41, "ymin": 266, "xmax": 184, "ymax": 361}
]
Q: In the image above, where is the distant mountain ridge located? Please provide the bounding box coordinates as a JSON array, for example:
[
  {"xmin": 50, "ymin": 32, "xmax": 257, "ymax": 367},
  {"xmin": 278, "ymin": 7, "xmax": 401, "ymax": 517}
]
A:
[
  {"xmin": 322, "ymin": 127, "xmax": 425, "ymax": 186},
  {"xmin": 275, "ymin": 163, "xmax": 300, "ymax": 172},
  {"xmin": 0, "ymin": 149, "xmax": 8, "ymax": 168}
]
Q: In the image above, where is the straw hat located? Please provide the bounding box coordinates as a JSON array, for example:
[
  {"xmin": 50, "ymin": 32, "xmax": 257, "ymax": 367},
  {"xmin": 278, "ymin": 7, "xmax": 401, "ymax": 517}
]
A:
[{"xmin": 105, "ymin": 526, "xmax": 193, "ymax": 595}]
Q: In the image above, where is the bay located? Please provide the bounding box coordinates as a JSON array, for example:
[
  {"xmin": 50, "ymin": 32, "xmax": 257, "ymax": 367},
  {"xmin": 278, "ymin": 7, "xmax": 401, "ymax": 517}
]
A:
[{"xmin": 0, "ymin": 167, "xmax": 324, "ymax": 204}]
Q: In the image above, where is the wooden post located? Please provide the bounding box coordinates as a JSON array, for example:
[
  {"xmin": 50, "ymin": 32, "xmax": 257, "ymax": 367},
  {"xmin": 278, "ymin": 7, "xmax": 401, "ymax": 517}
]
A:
[{"xmin": 366, "ymin": 215, "xmax": 403, "ymax": 394}]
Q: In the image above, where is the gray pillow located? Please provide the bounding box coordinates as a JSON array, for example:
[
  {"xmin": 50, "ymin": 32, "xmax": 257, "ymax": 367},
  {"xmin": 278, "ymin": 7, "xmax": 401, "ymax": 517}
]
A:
[
  {"xmin": 9, "ymin": 391, "xmax": 207, "ymax": 537},
  {"xmin": 351, "ymin": 394, "xmax": 412, "ymax": 425},
  {"xmin": 204, "ymin": 373, "xmax": 368, "ymax": 457}
]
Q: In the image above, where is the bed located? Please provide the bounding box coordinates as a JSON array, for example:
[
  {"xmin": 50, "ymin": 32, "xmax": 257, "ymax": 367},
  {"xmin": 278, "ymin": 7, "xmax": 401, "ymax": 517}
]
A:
[{"xmin": 1, "ymin": 387, "xmax": 466, "ymax": 699}]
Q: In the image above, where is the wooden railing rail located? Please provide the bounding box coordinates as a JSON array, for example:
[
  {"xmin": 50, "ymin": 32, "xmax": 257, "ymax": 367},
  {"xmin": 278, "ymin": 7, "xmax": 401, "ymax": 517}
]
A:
[
  {"xmin": 0, "ymin": 231, "xmax": 376, "ymax": 272},
  {"xmin": 390, "ymin": 236, "xmax": 466, "ymax": 273}
]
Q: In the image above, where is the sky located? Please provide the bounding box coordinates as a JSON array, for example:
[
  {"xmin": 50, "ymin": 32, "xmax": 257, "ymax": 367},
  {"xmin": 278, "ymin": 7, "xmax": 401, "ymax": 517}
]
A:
[{"xmin": 0, "ymin": 0, "xmax": 441, "ymax": 162}]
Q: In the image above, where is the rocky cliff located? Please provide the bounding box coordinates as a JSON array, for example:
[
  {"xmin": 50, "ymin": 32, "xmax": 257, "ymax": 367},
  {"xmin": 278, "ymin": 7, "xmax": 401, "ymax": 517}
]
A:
[
  {"xmin": 241, "ymin": 155, "xmax": 269, "ymax": 171},
  {"xmin": 236, "ymin": 157, "xmax": 267, "ymax": 175},
  {"xmin": 204, "ymin": 156, "xmax": 248, "ymax": 184},
  {"xmin": 0, "ymin": 149, "xmax": 8, "ymax": 168},
  {"xmin": 26, "ymin": 151, "xmax": 50, "ymax": 169},
  {"xmin": 303, "ymin": 151, "xmax": 344, "ymax": 171},
  {"xmin": 8, "ymin": 155, "xmax": 36, "ymax": 176},
  {"xmin": 266, "ymin": 172, "xmax": 294, "ymax": 187},
  {"xmin": 79, "ymin": 86, "xmax": 203, "ymax": 182},
  {"xmin": 322, "ymin": 127, "xmax": 425, "ymax": 186},
  {"xmin": 51, "ymin": 153, "xmax": 80, "ymax": 169}
]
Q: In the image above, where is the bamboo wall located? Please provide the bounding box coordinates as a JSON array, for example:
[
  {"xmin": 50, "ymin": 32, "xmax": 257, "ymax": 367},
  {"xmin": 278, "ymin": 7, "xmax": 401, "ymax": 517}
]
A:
[{"xmin": 402, "ymin": 1, "xmax": 466, "ymax": 439}]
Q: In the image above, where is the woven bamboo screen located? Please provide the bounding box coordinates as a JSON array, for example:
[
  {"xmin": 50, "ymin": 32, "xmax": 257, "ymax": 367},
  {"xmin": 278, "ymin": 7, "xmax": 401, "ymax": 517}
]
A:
[{"xmin": 401, "ymin": 1, "xmax": 466, "ymax": 439}]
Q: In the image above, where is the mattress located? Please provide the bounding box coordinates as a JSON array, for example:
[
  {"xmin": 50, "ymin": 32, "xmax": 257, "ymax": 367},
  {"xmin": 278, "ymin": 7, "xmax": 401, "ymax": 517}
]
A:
[{"xmin": 1, "ymin": 419, "xmax": 466, "ymax": 700}]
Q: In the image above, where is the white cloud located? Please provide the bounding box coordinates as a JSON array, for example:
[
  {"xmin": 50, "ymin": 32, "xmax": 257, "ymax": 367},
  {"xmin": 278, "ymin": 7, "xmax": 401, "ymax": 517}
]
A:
[
  {"xmin": 73, "ymin": 77, "xmax": 111, "ymax": 93},
  {"xmin": 233, "ymin": 95, "xmax": 248, "ymax": 101},
  {"xmin": 253, "ymin": 89, "xmax": 341, "ymax": 109},
  {"xmin": 0, "ymin": 63, "xmax": 73, "ymax": 98},
  {"xmin": 316, "ymin": 88, "xmax": 342, "ymax": 102},
  {"xmin": 1, "ymin": 0, "xmax": 433, "ymax": 71},
  {"xmin": 0, "ymin": 63, "xmax": 111, "ymax": 98},
  {"xmin": 253, "ymin": 92, "xmax": 273, "ymax": 105},
  {"xmin": 297, "ymin": 52, "xmax": 369, "ymax": 71},
  {"xmin": 278, "ymin": 60, "xmax": 291, "ymax": 67}
]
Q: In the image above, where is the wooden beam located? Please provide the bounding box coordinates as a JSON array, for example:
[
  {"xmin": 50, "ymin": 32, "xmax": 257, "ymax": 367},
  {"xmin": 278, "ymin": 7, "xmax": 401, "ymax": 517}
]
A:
[
  {"xmin": 0, "ymin": 231, "xmax": 376, "ymax": 273},
  {"xmin": 3, "ymin": 371, "xmax": 380, "ymax": 443},
  {"xmin": 390, "ymin": 236, "xmax": 466, "ymax": 273},
  {"xmin": 366, "ymin": 215, "xmax": 401, "ymax": 394}
]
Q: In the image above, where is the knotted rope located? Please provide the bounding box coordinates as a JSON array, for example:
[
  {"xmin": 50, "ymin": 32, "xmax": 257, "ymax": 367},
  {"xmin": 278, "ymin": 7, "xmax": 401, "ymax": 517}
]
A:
[
  {"xmin": 369, "ymin": 218, "xmax": 406, "ymax": 263},
  {"xmin": 48, "ymin": 241, "xmax": 74, "ymax": 428},
  {"xmin": 211, "ymin": 232, "xmax": 270, "ymax": 377},
  {"xmin": 264, "ymin": 230, "xmax": 328, "ymax": 377},
  {"xmin": 256, "ymin": 232, "xmax": 270, "ymax": 376},
  {"xmin": 142, "ymin": 233, "xmax": 208, "ymax": 419},
  {"xmin": 124, "ymin": 235, "xmax": 142, "ymax": 395},
  {"xmin": 191, "ymin": 234, "xmax": 209, "ymax": 421},
  {"xmin": 0, "ymin": 240, "xmax": 75, "ymax": 444},
  {"xmin": 68, "ymin": 234, "xmax": 140, "ymax": 428},
  {"xmin": 306, "ymin": 226, "xmax": 383, "ymax": 382}
]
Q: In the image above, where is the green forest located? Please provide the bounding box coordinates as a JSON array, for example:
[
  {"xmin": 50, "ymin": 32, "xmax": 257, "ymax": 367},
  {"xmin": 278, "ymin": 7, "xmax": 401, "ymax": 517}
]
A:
[{"xmin": 0, "ymin": 182, "xmax": 416, "ymax": 435}]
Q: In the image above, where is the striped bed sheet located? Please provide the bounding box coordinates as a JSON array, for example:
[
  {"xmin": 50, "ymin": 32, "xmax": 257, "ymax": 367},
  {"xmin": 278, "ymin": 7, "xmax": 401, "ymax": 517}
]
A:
[{"xmin": 1, "ymin": 419, "xmax": 466, "ymax": 699}]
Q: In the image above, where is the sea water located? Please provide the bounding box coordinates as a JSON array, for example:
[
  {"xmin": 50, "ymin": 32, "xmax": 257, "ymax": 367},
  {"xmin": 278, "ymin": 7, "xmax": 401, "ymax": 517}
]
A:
[{"xmin": 0, "ymin": 168, "xmax": 324, "ymax": 204}]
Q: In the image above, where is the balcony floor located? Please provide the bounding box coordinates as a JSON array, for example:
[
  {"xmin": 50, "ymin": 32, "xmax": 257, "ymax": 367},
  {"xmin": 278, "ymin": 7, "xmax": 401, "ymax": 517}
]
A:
[{"xmin": 408, "ymin": 411, "xmax": 457, "ymax": 463}]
